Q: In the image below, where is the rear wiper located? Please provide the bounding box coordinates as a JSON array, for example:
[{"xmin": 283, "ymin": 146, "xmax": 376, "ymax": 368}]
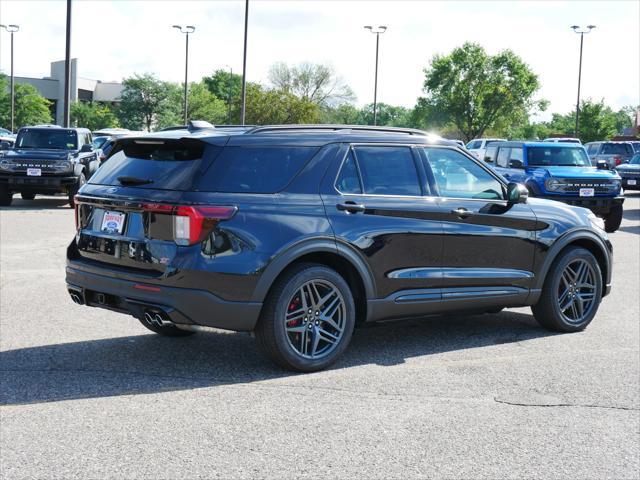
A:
[{"xmin": 117, "ymin": 176, "xmax": 154, "ymax": 186}]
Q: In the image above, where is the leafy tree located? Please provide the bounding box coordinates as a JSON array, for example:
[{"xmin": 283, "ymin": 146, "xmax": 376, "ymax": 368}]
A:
[
  {"xmin": 187, "ymin": 82, "xmax": 228, "ymax": 125},
  {"xmin": 116, "ymin": 73, "xmax": 181, "ymax": 131},
  {"xmin": 356, "ymin": 103, "xmax": 414, "ymax": 127},
  {"xmin": 0, "ymin": 74, "xmax": 52, "ymax": 130},
  {"xmin": 321, "ymin": 104, "xmax": 360, "ymax": 124},
  {"xmin": 268, "ymin": 62, "xmax": 355, "ymax": 107},
  {"xmin": 70, "ymin": 101, "xmax": 119, "ymax": 130},
  {"xmin": 417, "ymin": 42, "xmax": 544, "ymax": 142},
  {"xmin": 203, "ymin": 70, "xmax": 242, "ymax": 110}
]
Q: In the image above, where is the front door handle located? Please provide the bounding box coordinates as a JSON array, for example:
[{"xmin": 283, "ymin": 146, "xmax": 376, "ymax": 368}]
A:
[
  {"xmin": 337, "ymin": 202, "xmax": 366, "ymax": 214},
  {"xmin": 451, "ymin": 207, "xmax": 471, "ymax": 219}
]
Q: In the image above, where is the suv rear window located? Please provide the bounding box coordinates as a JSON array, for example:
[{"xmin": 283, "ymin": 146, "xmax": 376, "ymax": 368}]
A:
[
  {"xmin": 195, "ymin": 146, "xmax": 318, "ymax": 193},
  {"xmin": 601, "ymin": 143, "xmax": 633, "ymax": 155}
]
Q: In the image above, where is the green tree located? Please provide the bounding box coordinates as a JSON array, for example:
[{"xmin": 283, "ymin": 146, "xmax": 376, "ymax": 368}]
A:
[
  {"xmin": 356, "ymin": 103, "xmax": 414, "ymax": 127},
  {"xmin": 268, "ymin": 62, "xmax": 355, "ymax": 107},
  {"xmin": 417, "ymin": 42, "xmax": 544, "ymax": 142},
  {"xmin": 0, "ymin": 74, "xmax": 52, "ymax": 130},
  {"xmin": 203, "ymin": 70, "xmax": 242, "ymax": 108},
  {"xmin": 116, "ymin": 73, "xmax": 181, "ymax": 131},
  {"xmin": 70, "ymin": 101, "xmax": 119, "ymax": 130},
  {"xmin": 187, "ymin": 82, "xmax": 228, "ymax": 125},
  {"xmin": 321, "ymin": 104, "xmax": 360, "ymax": 124}
]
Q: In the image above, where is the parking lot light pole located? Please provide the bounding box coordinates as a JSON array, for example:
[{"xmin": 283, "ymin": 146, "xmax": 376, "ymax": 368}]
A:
[
  {"xmin": 571, "ymin": 25, "xmax": 595, "ymax": 138},
  {"xmin": 173, "ymin": 25, "xmax": 195, "ymax": 126},
  {"xmin": 0, "ymin": 24, "xmax": 19, "ymax": 133},
  {"xmin": 240, "ymin": 0, "xmax": 249, "ymax": 125},
  {"xmin": 364, "ymin": 25, "xmax": 387, "ymax": 126}
]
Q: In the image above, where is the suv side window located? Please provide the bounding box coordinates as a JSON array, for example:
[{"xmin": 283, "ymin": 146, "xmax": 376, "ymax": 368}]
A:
[
  {"xmin": 353, "ymin": 146, "xmax": 421, "ymax": 196},
  {"xmin": 496, "ymin": 147, "xmax": 510, "ymax": 168},
  {"xmin": 483, "ymin": 145, "xmax": 498, "ymax": 163},
  {"xmin": 423, "ymin": 147, "xmax": 504, "ymax": 200},
  {"xmin": 335, "ymin": 151, "xmax": 362, "ymax": 194}
]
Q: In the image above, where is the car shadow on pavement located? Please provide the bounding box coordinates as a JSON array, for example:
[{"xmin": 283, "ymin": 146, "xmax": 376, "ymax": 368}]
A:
[
  {"xmin": 0, "ymin": 310, "xmax": 556, "ymax": 405},
  {"xmin": 0, "ymin": 196, "xmax": 71, "ymax": 211}
]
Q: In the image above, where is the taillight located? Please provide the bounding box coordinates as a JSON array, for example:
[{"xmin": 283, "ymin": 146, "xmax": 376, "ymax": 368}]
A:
[
  {"xmin": 614, "ymin": 156, "xmax": 622, "ymax": 166},
  {"xmin": 142, "ymin": 204, "xmax": 237, "ymax": 246},
  {"xmin": 74, "ymin": 197, "xmax": 80, "ymax": 231}
]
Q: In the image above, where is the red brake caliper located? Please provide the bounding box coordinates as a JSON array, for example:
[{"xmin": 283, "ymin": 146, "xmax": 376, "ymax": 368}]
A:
[{"xmin": 287, "ymin": 296, "xmax": 301, "ymax": 327}]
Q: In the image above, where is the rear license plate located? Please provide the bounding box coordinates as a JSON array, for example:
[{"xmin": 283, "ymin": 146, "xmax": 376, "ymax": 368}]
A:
[
  {"xmin": 101, "ymin": 211, "xmax": 126, "ymax": 234},
  {"xmin": 628, "ymin": 179, "xmax": 637, "ymax": 185},
  {"xmin": 27, "ymin": 168, "xmax": 41, "ymax": 177},
  {"xmin": 579, "ymin": 188, "xmax": 595, "ymax": 197}
]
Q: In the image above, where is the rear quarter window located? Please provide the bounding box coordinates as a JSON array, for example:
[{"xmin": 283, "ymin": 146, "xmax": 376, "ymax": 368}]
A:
[{"xmin": 195, "ymin": 146, "xmax": 319, "ymax": 193}]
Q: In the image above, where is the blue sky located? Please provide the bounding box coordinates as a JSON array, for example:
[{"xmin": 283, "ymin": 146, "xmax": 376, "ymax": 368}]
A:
[{"xmin": 1, "ymin": 0, "xmax": 638, "ymax": 120}]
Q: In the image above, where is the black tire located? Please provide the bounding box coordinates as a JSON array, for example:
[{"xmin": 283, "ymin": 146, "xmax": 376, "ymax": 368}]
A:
[
  {"xmin": 604, "ymin": 204, "xmax": 623, "ymax": 233},
  {"xmin": 68, "ymin": 172, "xmax": 86, "ymax": 208},
  {"xmin": 532, "ymin": 246, "xmax": 602, "ymax": 332},
  {"xmin": 255, "ymin": 263, "xmax": 356, "ymax": 372},
  {"xmin": 20, "ymin": 192, "xmax": 36, "ymax": 200},
  {"xmin": 137, "ymin": 316, "xmax": 195, "ymax": 337},
  {"xmin": 0, "ymin": 188, "xmax": 12, "ymax": 207}
]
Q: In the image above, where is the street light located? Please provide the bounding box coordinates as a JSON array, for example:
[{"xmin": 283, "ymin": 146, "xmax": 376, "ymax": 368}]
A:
[
  {"xmin": 571, "ymin": 24, "xmax": 596, "ymax": 138},
  {"xmin": 1, "ymin": 24, "xmax": 19, "ymax": 133},
  {"xmin": 173, "ymin": 25, "xmax": 196, "ymax": 126},
  {"xmin": 240, "ymin": 0, "xmax": 249, "ymax": 125},
  {"xmin": 364, "ymin": 25, "xmax": 387, "ymax": 126},
  {"xmin": 224, "ymin": 65, "xmax": 233, "ymax": 124}
]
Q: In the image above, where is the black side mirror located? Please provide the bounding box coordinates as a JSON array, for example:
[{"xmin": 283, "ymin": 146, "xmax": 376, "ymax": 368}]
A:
[
  {"xmin": 596, "ymin": 160, "xmax": 609, "ymax": 170},
  {"xmin": 507, "ymin": 182, "xmax": 528, "ymax": 204},
  {"xmin": 80, "ymin": 144, "xmax": 93, "ymax": 153},
  {"xmin": 509, "ymin": 159, "xmax": 524, "ymax": 169}
]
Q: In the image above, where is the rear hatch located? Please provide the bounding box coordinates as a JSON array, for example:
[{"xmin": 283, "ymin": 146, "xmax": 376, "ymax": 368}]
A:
[{"xmin": 72, "ymin": 136, "xmax": 230, "ymax": 274}]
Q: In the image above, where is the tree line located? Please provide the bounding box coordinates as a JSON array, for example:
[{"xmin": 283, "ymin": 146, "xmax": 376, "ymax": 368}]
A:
[{"xmin": 1, "ymin": 42, "xmax": 636, "ymax": 143}]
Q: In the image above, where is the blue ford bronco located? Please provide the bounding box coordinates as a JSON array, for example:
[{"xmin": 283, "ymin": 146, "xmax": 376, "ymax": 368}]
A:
[{"xmin": 483, "ymin": 141, "xmax": 624, "ymax": 232}]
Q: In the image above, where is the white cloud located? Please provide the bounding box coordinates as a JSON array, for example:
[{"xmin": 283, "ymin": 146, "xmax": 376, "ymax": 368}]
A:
[{"xmin": 1, "ymin": 0, "xmax": 638, "ymax": 118}]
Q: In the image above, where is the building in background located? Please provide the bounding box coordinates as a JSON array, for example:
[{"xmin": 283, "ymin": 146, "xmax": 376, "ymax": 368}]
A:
[{"xmin": 14, "ymin": 59, "xmax": 123, "ymax": 125}]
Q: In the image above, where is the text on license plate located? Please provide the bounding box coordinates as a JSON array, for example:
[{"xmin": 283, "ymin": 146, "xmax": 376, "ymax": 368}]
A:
[
  {"xmin": 628, "ymin": 179, "xmax": 637, "ymax": 185},
  {"xmin": 26, "ymin": 168, "xmax": 41, "ymax": 176},
  {"xmin": 579, "ymin": 188, "xmax": 595, "ymax": 197},
  {"xmin": 101, "ymin": 211, "xmax": 126, "ymax": 234}
]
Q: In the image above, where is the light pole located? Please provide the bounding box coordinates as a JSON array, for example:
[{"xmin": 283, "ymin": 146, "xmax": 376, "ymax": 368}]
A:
[
  {"xmin": 0, "ymin": 24, "xmax": 19, "ymax": 132},
  {"xmin": 571, "ymin": 25, "xmax": 595, "ymax": 138},
  {"xmin": 364, "ymin": 25, "xmax": 387, "ymax": 126},
  {"xmin": 63, "ymin": 0, "xmax": 72, "ymax": 127},
  {"xmin": 224, "ymin": 65, "xmax": 233, "ymax": 124},
  {"xmin": 173, "ymin": 25, "xmax": 195, "ymax": 126},
  {"xmin": 240, "ymin": 0, "xmax": 249, "ymax": 125}
]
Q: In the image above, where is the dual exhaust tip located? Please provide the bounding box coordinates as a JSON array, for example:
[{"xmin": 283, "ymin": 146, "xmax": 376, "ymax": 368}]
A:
[
  {"xmin": 69, "ymin": 290, "xmax": 84, "ymax": 305},
  {"xmin": 144, "ymin": 310, "xmax": 171, "ymax": 328}
]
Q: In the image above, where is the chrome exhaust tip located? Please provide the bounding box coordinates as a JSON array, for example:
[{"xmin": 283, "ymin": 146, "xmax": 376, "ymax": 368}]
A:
[
  {"xmin": 144, "ymin": 310, "xmax": 171, "ymax": 327},
  {"xmin": 69, "ymin": 290, "xmax": 83, "ymax": 305}
]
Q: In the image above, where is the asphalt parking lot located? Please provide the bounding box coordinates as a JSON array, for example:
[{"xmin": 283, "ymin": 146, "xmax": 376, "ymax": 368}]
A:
[{"xmin": 1, "ymin": 193, "xmax": 638, "ymax": 479}]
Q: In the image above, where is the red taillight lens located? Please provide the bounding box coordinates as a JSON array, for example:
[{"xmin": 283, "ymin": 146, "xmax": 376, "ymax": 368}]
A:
[
  {"xmin": 74, "ymin": 197, "xmax": 80, "ymax": 231},
  {"xmin": 142, "ymin": 204, "xmax": 237, "ymax": 246},
  {"xmin": 614, "ymin": 156, "xmax": 622, "ymax": 166}
]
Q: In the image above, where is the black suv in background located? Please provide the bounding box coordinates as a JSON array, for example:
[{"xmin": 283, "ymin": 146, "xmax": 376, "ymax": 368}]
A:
[
  {"xmin": 66, "ymin": 124, "xmax": 613, "ymax": 371},
  {"xmin": 0, "ymin": 126, "xmax": 99, "ymax": 206}
]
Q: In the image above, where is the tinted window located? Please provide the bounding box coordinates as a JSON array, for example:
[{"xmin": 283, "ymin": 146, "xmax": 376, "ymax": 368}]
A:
[
  {"xmin": 16, "ymin": 128, "xmax": 78, "ymax": 150},
  {"xmin": 89, "ymin": 139, "xmax": 212, "ymax": 190},
  {"xmin": 423, "ymin": 147, "xmax": 503, "ymax": 200},
  {"xmin": 601, "ymin": 143, "xmax": 633, "ymax": 155},
  {"xmin": 587, "ymin": 143, "xmax": 598, "ymax": 154},
  {"xmin": 335, "ymin": 152, "xmax": 362, "ymax": 194},
  {"xmin": 484, "ymin": 145, "xmax": 498, "ymax": 163},
  {"xmin": 496, "ymin": 147, "xmax": 510, "ymax": 168},
  {"xmin": 527, "ymin": 146, "xmax": 590, "ymax": 166},
  {"xmin": 354, "ymin": 146, "xmax": 421, "ymax": 196},
  {"xmin": 467, "ymin": 140, "xmax": 481, "ymax": 150},
  {"xmin": 631, "ymin": 142, "xmax": 640, "ymax": 153},
  {"xmin": 197, "ymin": 146, "xmax": 318, "ymax": 193}
]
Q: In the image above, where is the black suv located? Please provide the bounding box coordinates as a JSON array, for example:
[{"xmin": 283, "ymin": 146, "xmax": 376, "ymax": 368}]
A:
[
  {"xmin": 66, "ymin": 124, "xmax": 613, "ymax": 371},
  {"xmin": 0, "ymin": 126, "xmax": 99, "ymax": 206}
]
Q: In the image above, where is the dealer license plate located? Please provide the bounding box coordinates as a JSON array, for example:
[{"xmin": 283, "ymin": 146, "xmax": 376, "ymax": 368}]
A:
[
  {"xmin": 628, "ymin": 179, "xmax": 637, "ymax": 186},
  {"xmin": 579, "ymin": 188, "xmax": 595, "ymax": 197},
  {"xmin": 26, "ymin": 168, "xmax": 41, "ymax": 176},
  {"xmin": 101, "ymin": 211, "xmax": 126, "ymax": 234}
]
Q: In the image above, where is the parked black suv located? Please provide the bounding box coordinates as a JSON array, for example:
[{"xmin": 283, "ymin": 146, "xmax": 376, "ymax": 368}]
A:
[
  {"xmin": 0, "ymin": 126, "xmax": 99, "ymax": 206},
  {"xmin": 66, "ymin": 124, "xmax": 613, "ymax": 371}
]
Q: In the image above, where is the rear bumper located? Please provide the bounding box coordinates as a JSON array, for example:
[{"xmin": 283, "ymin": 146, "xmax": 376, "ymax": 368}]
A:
[
  {"xmin": 65, "ymin": 265, "xmax": 262, "ymax": 332},
  {"xmin": 0, "ymin": 174, "xmax": 78, "ymax": 193},
  {"xmin": 536, "ymin": 195, "xmax": 624, "ymax": 214}
]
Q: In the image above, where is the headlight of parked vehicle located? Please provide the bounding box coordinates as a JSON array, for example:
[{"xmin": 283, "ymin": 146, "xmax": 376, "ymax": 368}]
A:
[
  {"xmin": 0, "ymin": 159, "xmax": 17, "ymax": 172},
  {"xmin": 53, "ymin": 160, "xmax": 72, "ymax": 172},
  {"xmin": 545, "ymin": 178, "xmax": 568, "ymax": 191},
  {"xmin": 608, "ymin": 179, "xmax": 621, "ymax": 191}
]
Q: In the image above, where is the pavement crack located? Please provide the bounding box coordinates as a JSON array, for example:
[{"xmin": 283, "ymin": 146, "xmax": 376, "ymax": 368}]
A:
[{"xmin": 494, "ymin": 397, "xmax": 639, "ymax": 411}]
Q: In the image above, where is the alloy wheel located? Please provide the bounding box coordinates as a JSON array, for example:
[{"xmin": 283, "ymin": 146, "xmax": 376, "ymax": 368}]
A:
[{"xmin": 557, "ymin": 258, "xmax": 597, "ymax": 324}]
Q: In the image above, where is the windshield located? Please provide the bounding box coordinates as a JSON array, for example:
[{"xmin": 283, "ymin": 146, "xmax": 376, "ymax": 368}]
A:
[
  {"xmin": 92, "ymin": 136, "xmax": 109, "ymax": 149},
  {"xmin": 527, "ymin": 146, "xmax": 591, "ymax": 167},
  {"xmin": 629, "ymin": 154, "xmax": 640, "ymax": 165},
  {"xmin": 601, "ymin": 143, "xmax": 633, "ymax": 155},
  {"xmin": 16, "ymin": 129, "xmax": 78, "ymax": 150}
]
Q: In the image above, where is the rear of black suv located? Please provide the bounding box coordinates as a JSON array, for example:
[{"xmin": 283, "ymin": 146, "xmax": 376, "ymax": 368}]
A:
[{"xmin": 67, "ymin": 126, "xmax": 613, "ymax": 372}]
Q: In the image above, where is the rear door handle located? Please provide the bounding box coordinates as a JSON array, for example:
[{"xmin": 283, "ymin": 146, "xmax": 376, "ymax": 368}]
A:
[
  {"xmin": 337, "ymin": 202, "xmax": 366, "ymax": 214},
  {"xmin": 451, "ymin": 207, "xmax": 471, "ymax": 219}
]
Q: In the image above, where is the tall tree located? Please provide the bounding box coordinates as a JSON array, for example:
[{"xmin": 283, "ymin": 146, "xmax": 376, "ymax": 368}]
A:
[
  {"xmin": 203, "ymin": 70, "xmax": 242, "ymax": 107},
  {"xmin": 268, "ymin": 62, "xmax": 355, "ymax": 107},
  {"xmin": 116, "ymin": 74, "xmax": 181, "ymax": 131},
  {"xmin": 70, "ymin": 101, "xmax": 119, "ymax": 130},
  {"xmin": 187, "ymin": 82, "xmax": 228, "ymax": 125},
  {"xmin": 417, "ymin": 42, "xmax": 544, "ymax": 142},
  {"xmin": 0, "ymin": 74, "xmax": 52, "ymax": 130}
]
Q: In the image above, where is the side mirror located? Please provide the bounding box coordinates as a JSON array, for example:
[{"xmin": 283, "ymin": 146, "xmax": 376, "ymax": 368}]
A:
[
  {"xmin": 507, "ymin": 182, "xmax": 528, "ymax": 204},
  {"xmin": 596, "ymin": 160, "xmax": 609, "ymax": 170},
  {"xmin": 80, "ymin": 144, "xmax": 93, "ymax": 153},
  {"xmin": 483, "ymin": 156, "xmax": 493, "ymax": 163},
  {"xmin": 0, "ymin": 142, "xmax": 9, "ymax": 150},
  {"xmin": 509, "ymin": 159, "xmax": 524, "ymax": 169}
]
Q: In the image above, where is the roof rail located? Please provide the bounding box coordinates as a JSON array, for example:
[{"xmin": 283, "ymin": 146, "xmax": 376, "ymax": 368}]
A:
[{"xmin": 246, "ymin": 124, "xmax": 428, "ymax": 136}]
